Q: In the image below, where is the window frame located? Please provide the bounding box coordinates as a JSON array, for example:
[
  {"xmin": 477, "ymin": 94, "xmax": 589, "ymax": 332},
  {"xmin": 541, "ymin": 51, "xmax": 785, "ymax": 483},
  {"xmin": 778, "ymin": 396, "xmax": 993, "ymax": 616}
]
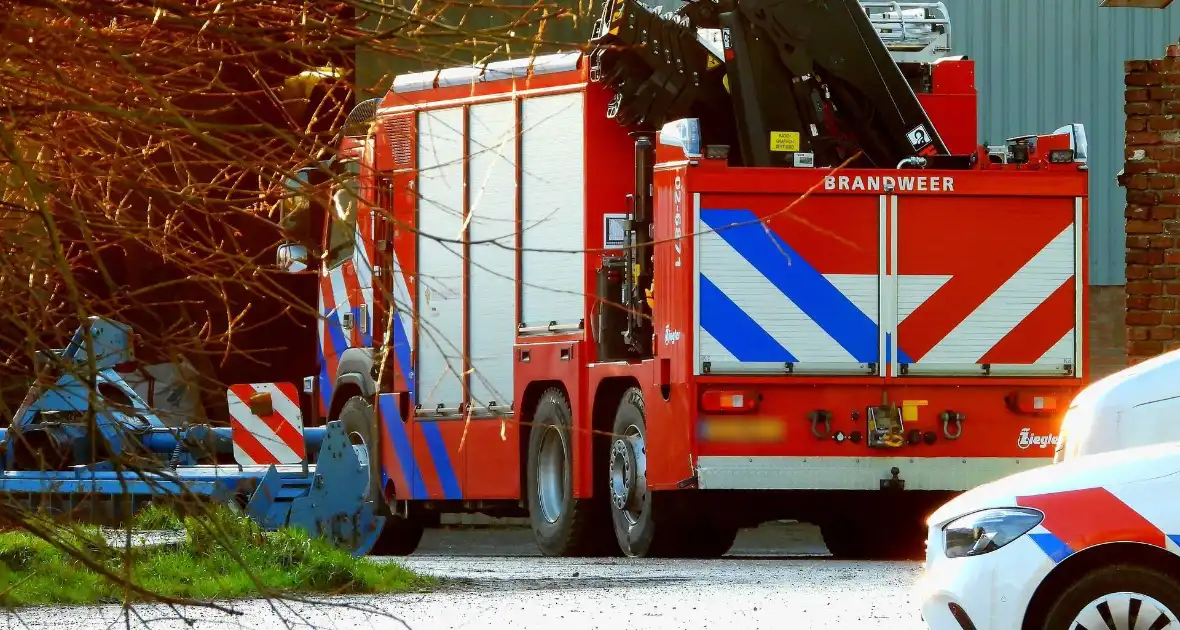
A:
[{"xmin": 324, "ymin": 160, "xmax": 361, "ymax": 270}]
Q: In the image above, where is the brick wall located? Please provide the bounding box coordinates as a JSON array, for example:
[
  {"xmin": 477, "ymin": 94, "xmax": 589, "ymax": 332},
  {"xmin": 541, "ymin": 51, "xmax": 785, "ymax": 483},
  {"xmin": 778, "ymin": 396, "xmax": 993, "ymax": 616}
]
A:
[
  {"xmin": 1090, "ymin": 286, "xmax": 1127, "ymax": 379},
  {"xmin": 1124, "ymin": 42, "xmax": 1180, "ymax": 365}
]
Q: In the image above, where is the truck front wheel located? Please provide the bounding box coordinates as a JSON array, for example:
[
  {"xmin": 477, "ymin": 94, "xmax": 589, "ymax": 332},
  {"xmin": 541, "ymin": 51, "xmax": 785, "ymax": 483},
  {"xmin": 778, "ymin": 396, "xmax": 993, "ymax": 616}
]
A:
[
  {"xmin": 338, "ymin": 395, "xmax": 424, "ymax": 556},
  {"xmin": 526, "ymin": 387, "xmax": 614, "ymax": 556}
]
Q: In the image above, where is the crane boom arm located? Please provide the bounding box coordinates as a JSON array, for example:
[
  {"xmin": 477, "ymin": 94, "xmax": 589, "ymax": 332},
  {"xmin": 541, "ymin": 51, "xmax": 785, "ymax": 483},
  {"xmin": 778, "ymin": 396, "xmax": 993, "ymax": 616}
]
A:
[{"xmin": 590, "ymin": 0, "xmax": 964, "ymax": 169}]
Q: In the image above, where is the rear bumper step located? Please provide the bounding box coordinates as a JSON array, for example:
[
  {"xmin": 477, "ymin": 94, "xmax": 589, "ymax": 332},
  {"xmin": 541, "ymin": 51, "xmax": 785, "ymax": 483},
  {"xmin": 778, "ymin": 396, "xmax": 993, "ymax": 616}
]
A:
[{"xmin": 694, "ymin": 456, "xmax": 1050, "ymax": 491}]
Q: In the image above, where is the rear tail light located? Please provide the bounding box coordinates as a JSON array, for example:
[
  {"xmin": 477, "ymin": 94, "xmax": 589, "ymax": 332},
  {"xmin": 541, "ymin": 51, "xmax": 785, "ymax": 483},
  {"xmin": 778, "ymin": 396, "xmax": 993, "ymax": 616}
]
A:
[
  {"xmin": 700, "ymin": 390, "xmax": 759, "ymax": 413},
  {"xmin": 1006, "ymin": 392, "xmax": 1059, "ymax": 415}
]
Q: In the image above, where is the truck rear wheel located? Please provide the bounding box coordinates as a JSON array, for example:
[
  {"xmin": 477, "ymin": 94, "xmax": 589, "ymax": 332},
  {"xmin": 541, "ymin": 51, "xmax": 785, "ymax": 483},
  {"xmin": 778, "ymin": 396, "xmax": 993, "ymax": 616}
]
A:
[
  {"xmin": 338, "ymin": 395, "xmax": 424, "ymax": 556},
  {"xmin": 526, "ymin": 387, "xmax": 614, "ymax": 556},
  {"xmin": 609, "ymin": 387, "xmax": 696, "ymax": 558}
]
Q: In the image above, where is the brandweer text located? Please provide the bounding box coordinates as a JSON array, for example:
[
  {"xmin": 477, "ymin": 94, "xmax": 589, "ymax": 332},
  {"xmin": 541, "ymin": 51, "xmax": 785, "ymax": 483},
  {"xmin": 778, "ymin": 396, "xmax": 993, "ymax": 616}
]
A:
[{"xmin": 824, "ymin": 175, "xmax": 956, "ymax": 192}]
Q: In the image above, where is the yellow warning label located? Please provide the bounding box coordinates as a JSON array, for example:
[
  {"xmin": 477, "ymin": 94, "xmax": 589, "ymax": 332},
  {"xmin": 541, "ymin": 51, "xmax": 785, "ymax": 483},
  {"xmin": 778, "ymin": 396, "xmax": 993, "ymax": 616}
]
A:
[
  {"xmin": 901, "ymin": 400, "xmax": 929, "ymax": 423},
  {"xmin": 770, "ymin": 131, "xmax": 801, "ymax": 152},
  {"xmin": 707, "ymin": 55, "xmax": 721, "ymax": 70}
]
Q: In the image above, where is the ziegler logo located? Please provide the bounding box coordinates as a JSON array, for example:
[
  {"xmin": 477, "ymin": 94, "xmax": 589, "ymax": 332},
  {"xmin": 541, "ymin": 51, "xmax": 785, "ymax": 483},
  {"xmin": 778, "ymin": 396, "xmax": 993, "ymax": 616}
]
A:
[
  {"xmin": 1017, "ymin": 428, "xmax": 1061, "ymax": 450},
  {"xmin": 673, "ymin": 175, "xmax": 684, "ymax": 268},
  {"xmin": 663, "ymin": 325, "xmax": 682, "ymax": 346}
]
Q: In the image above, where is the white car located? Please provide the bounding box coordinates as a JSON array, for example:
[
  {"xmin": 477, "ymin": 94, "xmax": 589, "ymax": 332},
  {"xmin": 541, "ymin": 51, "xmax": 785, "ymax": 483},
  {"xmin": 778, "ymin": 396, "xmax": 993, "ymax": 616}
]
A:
[
  {"xmin": 1056, "ymin": 346, "xmax": 1180, "ymax": 461},
  {"xmin": 918, "ymin": 440, "xmax": 1180, "ymax": 630}
]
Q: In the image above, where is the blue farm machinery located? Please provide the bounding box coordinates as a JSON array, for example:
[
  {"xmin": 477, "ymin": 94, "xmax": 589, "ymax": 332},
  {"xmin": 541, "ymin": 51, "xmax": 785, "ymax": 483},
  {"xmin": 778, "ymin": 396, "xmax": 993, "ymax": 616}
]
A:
[{"xmin": 0, "ymin": 317, "xmax": 386, "ymax": 556}]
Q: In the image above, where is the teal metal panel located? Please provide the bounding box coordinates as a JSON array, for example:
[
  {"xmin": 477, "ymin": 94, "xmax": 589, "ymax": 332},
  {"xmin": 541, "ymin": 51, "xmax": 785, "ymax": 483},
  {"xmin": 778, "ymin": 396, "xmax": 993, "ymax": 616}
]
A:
[{"xmin": 940, "ymin": 0, "xmax": 1180, "ymax": 285}]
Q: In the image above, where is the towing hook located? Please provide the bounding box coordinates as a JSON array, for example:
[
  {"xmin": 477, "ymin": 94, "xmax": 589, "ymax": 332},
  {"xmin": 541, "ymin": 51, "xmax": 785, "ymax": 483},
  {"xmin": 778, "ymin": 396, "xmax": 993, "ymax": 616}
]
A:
[
  {"xmin": 940, "ymin": 410, "xmax": 965, "ymax": 440},
  {"xmin": 808, "ymin": 409, "xmax": 833, "ymax": 440}
]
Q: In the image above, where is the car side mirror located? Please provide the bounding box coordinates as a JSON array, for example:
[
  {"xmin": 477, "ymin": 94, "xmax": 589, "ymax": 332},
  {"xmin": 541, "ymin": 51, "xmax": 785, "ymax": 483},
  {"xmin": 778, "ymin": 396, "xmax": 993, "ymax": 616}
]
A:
[{"xmin": 276, "ymin": 243, "xmax": 311, "ymax": 273}]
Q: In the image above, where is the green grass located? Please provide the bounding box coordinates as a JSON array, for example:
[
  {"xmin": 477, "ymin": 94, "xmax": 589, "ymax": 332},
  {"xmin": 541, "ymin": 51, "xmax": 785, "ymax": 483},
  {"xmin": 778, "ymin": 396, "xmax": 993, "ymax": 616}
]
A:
[
  {"xmin": 131, "ymin": 503, "xmax": 185, "ymax": 531},
  {"xmin": 0, "ymin": 507, "xmax": 434, "ymax": 608}
]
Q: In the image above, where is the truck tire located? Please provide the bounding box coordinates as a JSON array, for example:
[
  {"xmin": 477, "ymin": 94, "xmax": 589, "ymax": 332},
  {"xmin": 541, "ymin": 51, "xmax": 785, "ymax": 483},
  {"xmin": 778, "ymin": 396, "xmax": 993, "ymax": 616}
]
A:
[
  {"xmin": 525, "ymin": 387, "xmax": 614, "ymax": 556},
  {"xmin": 338, "ymin": 395, "xmax": 424, "ymax": 556},
  {"xmin": 609, "ymin": 387, "xmax": 691, "ymax": 558},
  {"xmin": 1041, "ymin": 564, "xmax": 1180, "ymax": 630}
]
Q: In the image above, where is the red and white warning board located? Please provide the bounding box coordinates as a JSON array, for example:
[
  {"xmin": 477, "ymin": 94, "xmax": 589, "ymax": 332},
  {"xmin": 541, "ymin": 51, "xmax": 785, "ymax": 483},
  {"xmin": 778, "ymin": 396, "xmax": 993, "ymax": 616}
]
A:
[{"xmin": 226, "ymin": 382, "xmax": 306, "ymax": 466}]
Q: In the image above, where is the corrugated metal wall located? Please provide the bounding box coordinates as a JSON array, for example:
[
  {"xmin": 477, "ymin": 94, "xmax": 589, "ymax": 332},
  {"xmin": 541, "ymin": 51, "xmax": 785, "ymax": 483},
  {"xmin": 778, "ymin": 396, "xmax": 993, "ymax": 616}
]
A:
[{"xmin": 936, "ymin": 1, "xmax": 1180, "ymax": 285}]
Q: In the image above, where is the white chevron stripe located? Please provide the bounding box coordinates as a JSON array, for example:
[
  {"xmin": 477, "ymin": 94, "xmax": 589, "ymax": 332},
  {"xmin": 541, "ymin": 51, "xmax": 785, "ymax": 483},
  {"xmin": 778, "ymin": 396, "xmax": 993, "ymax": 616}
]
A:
[
  {"xmin": 696, "ymin": 326, "xmax": 739, "ymax": 365},
  {"xmin": 329, "ymin": 265, "xmax": 353, "ymax": 348},
  {"xmin": 921, "ymin": 224, "xmax": 1074, "ymax": 365},
  {"xmin": 354, "ymin": 223, "xmax": 374, "ymax": 336},
  {"xmin": 823, "ymin": 274, "xmax": 879, "ymax": 324},
  {"xmin": 699, "ymin": 229, "xmax": 852, "ymax": 363},
  {"xmin": 821, "ymin": 274, "xmax": 953, "ymax": 325},
  {"xmin": 898, "ymin": 275, "xmax": 952, "ymax": 323},
  {"xmin": 1038, "ymin": 329, "xmax": 1075, "ymax": 364},
  {"xmin": 390, "ymin": 250, "xmax": 415, "ymax": 352},
  {"xmin": 317, "ymin": 276, "xmax": 330, "ymax": 364}
]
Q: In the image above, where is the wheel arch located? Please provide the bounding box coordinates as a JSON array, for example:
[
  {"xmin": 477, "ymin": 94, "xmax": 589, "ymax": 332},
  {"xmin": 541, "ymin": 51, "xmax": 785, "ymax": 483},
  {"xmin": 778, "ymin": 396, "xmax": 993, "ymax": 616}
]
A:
[
  {"xmin": 327, "ymin": 348, "xmax": 377, "ymax": 422},
  {"xmin": 327, "ymin": 381, "xmax": 365, "ymax": 422},
  {"xmin": 1021, "ymin": 541, "xmax": 1180, "ymax": 630}
]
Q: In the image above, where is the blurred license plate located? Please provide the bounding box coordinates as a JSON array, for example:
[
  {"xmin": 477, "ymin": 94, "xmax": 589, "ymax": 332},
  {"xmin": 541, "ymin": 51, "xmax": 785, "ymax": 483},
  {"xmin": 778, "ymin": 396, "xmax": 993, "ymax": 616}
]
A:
[{"xmin": 698, "ymin": 417, "xmax": 785, "ymax": 443}]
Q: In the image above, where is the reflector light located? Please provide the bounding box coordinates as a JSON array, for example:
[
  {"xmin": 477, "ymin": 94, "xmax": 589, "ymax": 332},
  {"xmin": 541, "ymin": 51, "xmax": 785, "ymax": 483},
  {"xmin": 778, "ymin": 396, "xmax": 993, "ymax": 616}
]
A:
[
  {"xmin": 700, "ymin": 390, "xmax": 759, "ymax": 413},
  {"xmin": 1006, "ymin": 392, "xmax": 1059, "ymax": 415}
]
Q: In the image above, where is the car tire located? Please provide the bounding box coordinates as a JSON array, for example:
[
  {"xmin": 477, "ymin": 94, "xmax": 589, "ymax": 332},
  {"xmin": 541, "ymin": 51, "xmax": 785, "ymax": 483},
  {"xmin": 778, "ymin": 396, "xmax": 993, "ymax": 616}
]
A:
[
  {"xmin": 526, "ymin": 387, "xmax": 615, "ymax": 557},
  {"xmin": 338, "ymin": 394, "xmax": 424, "ymax": 556},
  {"xmin": 1041, "ymin": 563, "xmax": 1180, "ymax": 630}
]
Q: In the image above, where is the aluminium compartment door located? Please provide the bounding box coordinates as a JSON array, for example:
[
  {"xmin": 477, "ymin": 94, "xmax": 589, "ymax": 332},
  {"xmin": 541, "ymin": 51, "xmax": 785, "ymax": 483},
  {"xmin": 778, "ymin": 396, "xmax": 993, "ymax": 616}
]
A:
[
  {"xmin": 410, "ymin": 105, "xmax": 466, "ymax": 501},
  {"xmin": 463, "ymin": 98, "xmax": 521, "ymax": 499},
  {"xmin": 891, "ymin": 192, "xmax": 1081, "ymax": 377},
  {"xmin": 694, "ymin": 192, "xmax": 884, "ymax": 376}
]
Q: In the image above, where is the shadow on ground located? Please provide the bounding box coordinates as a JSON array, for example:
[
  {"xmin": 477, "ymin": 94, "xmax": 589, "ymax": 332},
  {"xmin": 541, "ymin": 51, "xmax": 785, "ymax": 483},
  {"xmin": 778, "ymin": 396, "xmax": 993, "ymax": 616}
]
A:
[{"xmin": 415, "ymin": 520, "xmax": 829, "ymax": 557}]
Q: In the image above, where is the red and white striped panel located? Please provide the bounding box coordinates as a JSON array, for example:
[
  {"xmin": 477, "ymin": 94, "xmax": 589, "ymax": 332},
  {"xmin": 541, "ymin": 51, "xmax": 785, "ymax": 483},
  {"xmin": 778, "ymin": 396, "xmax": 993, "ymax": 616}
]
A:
[
  {"xmin": 226, "ymin": 382, "xmax": 306, "ymax": 466},
  {"xmin": 895, "ymin": 196, "xmax": 1081, "ymax": 374}
]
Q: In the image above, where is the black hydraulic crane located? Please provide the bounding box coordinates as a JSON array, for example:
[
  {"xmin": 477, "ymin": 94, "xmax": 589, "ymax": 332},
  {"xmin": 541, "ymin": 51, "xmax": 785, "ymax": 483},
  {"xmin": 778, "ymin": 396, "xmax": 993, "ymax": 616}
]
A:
[{"xmin": 589, "ymin": 0, "xmax": 971, "ymax": 170}]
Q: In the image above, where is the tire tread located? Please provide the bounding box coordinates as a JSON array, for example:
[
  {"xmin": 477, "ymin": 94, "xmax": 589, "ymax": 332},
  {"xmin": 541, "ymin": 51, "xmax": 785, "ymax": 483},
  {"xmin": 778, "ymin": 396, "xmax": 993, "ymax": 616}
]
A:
[{"xmin": 527, "ymin": 387, "xmax": 614, "ymax": 557}]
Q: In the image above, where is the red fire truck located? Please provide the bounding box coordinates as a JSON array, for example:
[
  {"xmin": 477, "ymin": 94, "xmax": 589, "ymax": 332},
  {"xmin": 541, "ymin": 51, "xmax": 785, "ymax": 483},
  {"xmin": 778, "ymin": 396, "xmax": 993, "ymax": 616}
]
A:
[{"xmin": 277, "ymin": 0, "xmax": 1091, "ymax": 559}]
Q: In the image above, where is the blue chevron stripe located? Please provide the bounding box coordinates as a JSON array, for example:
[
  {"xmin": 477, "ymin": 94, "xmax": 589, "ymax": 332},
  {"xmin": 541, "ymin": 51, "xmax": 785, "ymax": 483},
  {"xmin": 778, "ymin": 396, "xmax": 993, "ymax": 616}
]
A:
[
  {"xmin": 377, "ymin": 394, "xmax": 428, "ymax": 499},
  {"xmin": 1029, "ymin": 532, "xmax": 1074, "ymax": 564},
  {"xmin": 390, "ymin": 310, "xmax": 416, "ymax": 404},
  {"xmin": 700, "ymin": 274, "xmax": 796, "ymax": 362},
  {"xmin": 420, "ymin": 422, "xmax": 462, "ymax": 499}
]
